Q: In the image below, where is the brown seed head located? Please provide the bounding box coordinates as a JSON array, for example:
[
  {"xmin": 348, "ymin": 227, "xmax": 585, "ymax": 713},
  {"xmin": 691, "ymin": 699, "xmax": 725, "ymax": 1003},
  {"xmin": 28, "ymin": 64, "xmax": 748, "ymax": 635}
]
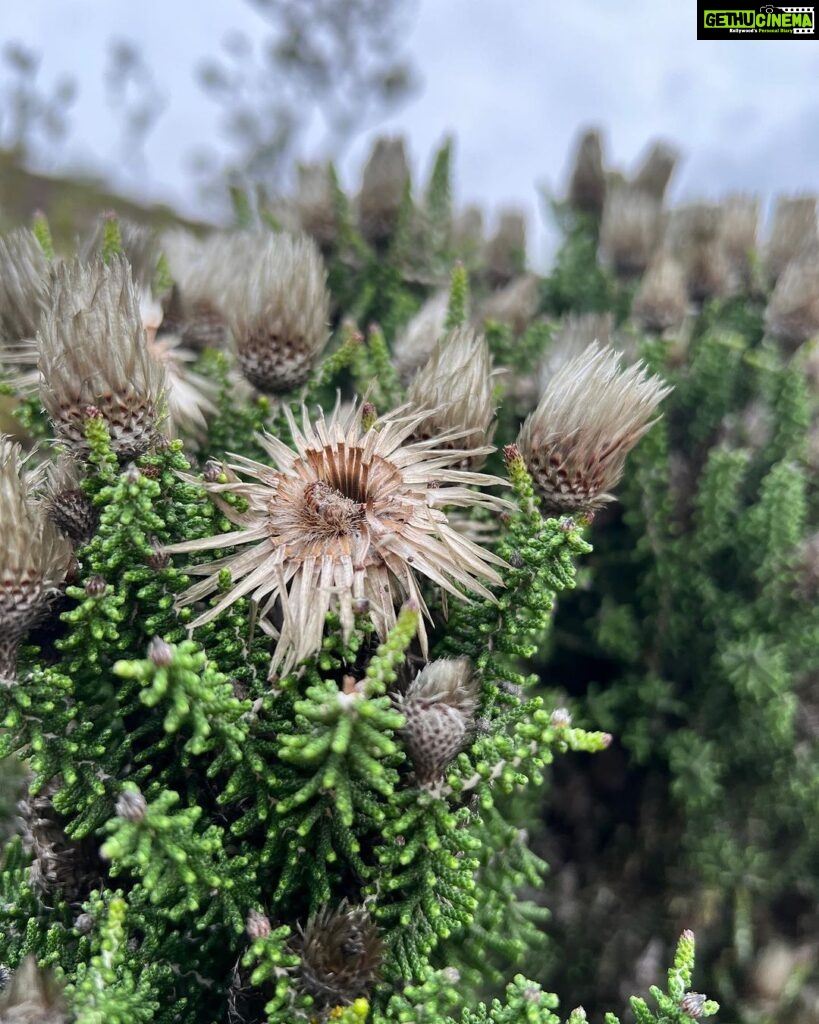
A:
[
  {"xmin": 295, "ymin": 902, "xmax": 382, "ymax": 1007},
  {"xmin": 567, "ymin": 129, "xmax": 606, "ymax": 216}
]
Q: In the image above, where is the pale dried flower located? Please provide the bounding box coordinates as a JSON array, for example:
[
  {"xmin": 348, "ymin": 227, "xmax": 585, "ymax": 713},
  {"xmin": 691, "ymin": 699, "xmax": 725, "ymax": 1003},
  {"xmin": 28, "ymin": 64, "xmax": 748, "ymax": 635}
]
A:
[
  {"xmin": 393, "ymin": 290, "xmax": 450, "ymax": 383},
  {"xmin": 667, "ymin": 204, "xmax": 729, "ymax": 302},
  {"xmin": 81, "ymin": 217, "xmax": 160, "ymax": 295},
  {"xmin": 166, "ymin": 403, "xmax": 507, "ymax": 677},
  {"xmin": 0, "ymin": 227, "xmax": 50, "ymax": 344},
  {"xmin": 0, "ymin": 955, "xmax": 66, "ymax": 1023},
  {"xmin": 357, "ymin": 136, "xmax": 410, "ymax": 244},
  {"xmin": 537, "ymin": 313, "xmax": 615, "ymax": 398},
  {"xmin": 632, "ymin": 251, "xmax": 689, "ymax": 332},
  {"xmin": 719, "ymin": 194, "xmax": 759, "ymax": 288},
  {"xmin": 765, "ymin": 255, "xmax": 819, "ymax": 351},
  {"xmin": 295, "ymin": 902, "xmax": 382, "ymax": 1007},
  {"xmin": 37, "ymin": 256, "xmax": 167, "ymax": 458},
  {"xmin": 160, "ymin": 229, "xmax": 232, "ymax": 349},
  {"xmin": 764, "ymin": 195, "xmax": 819, "ymax": 284},
  {"xmin": 0, "ymin": 438, "xmax": 73, "ymax": 681},
  {"xmin": 484, "ymin": 210, "xmax": 527, "ymax": 287},
  {"xmin": 222, "ymin": 232, "xmax": 330, "ymax": 393},
  {"xmin": 567, "ymin": 129, "xmax": 606, "ymax": 216},
  {"xmin": 406, "ymin": 326, "xmax": 496, "ymax": 468},
  {"xmin": 518, "ymin": 344, "xmax": 671, "ymax": 514},
  {"xmin": 632, "ymin": 141, "xmax": 679, "ymax": 203},
  {"xmin": 148, "ymin": 330, "xmax": 218, "ymax": 438},
  {"xmin": 479, "ymin": 273, "xmax": 540, "ymax": 336},
  {"xmin": 394, "ymin": 656, "xmax": 479, "ymax": 783},
  {"xmin": 296, "ymin": 161, "xmax": 337, "ymax": 249},
  {"xmin": 599, "ymin": 187, "xmax": 663, "ymax": 278}
]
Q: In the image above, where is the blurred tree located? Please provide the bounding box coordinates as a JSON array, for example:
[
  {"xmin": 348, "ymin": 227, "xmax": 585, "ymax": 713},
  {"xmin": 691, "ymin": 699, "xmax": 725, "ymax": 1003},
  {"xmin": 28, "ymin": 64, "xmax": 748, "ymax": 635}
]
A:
[
  {"xmin": 104, "ymin": 39, "xmax": 168, "ymax": 176},
  {"xmin": 0, "ymin": 41, "xmax": 76, "ymax": 160},
  {"xmin": 193, "ymin": 0, "xmax": 419, "ymax": 204}
]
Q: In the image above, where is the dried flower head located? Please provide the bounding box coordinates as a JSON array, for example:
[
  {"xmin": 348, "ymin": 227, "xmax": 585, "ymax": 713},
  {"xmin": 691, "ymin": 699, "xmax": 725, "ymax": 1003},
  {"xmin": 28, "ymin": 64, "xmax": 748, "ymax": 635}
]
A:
[
  {"xmin": 567, "ymin": 129, "xmax": 607, "ymax": 216},
  {"xmin": 37, "ymin": 256, "xmax": 167, "ymax": 458},
  {"xmin": 166, "ymin": 403, "xmax": 507, "ymax": 677},
  {"xmin": 535, "ymin": 313, "xmax": 615, "ymax": 401},
  {"xmin": 40, "ymin": 454, "xmax": 98, "ymax": 546},
  {"xmin": 160, "ymin": 230, "xmax": 231, "ymax": 350},
  {"xmin": 148, "ymin": 330, "xmax": 218, "ymax": 438},
  {"xmin": 0, "ymin": 439, "xmax": 73, "ymax": 681},
  {"xmin": 765, "ymin": 195, "xmax": 819, "ymax": 283},
  {"xmin": 0, "ymin": 955, "xmax": 66, "ymax": 1023},
  {"xmin": 719, "ymin": 194, "xmax": 759, "ymax": 288},
  {"xmin": 667, "ymin": 204, "xmax": 729, "ymax": 302},
  {"xmin": 599, "ymin": 187, "xmax": 663, "ymax": 278},
  {"xmin": 406, "ymin": 326, "xmax": 496, "ymax": 468},
  {"xmin": 632, "ymin": 141, "xmax": 679, "ymax": 202},
  {"xmin": 484, "ymin": 210, "xmax": 527, "ymax": 288},
  {"xmin": 394, "ymin": 656, "xmax": 479, "ymax": 783},
  {"xmin": 296, "ymin": 161, "xmax": 337, "ymax": 249},
  {"xmin": 479, "ymin": 273, "xmax": 540, "ymax": 336},
  {"xmin": 632, "ymin": 251, "xmax": 688, "ymax": 332},
  {"xmin": 295, "ymin": 902, "xmax": 382, "ymax": 1008},
  {"xmin": 222, "ymin": 232, "xmax": 330, "ymax": 394},
  {"xmin": 518, "ymin": 344, "xmax": 671, "ymax": 514},
  {"xmin": 357, "ymin": 136, "xmax": 410, "ymax": 244},
  {"xmin": 393, "ymin": 290, "xmax": 450, "ymax": 383},
  {"xmin": 0, "ymin": 227, "xmax": 50, "ymax": 344},
  {"xmin": 765, "ymin": 255, "xmax": 819, "ymax": 351}
]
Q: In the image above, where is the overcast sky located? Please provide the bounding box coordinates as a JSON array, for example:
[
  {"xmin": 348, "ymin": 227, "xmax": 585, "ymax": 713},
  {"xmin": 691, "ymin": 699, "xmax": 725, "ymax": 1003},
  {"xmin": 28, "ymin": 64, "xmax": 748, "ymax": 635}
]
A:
[{"xmin": 2, "ymin": 0, "xmax": 819, "ymax": 264}]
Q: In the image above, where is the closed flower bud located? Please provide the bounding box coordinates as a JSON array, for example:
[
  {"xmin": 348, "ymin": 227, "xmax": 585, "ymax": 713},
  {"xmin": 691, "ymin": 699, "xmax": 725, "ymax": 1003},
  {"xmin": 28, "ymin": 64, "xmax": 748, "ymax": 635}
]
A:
[
  {"xmin": 296, "ymin": 161, "xmax": 337, "ymax": 249},
  {"xmin": 0, "ymin": 439, "xmax": 73, "ymax": 681},
  {"xmin": 37, "ymin": 256, "xmax": 167, "ymax": 458},
  {"xmin": 599, "ymin": 187, "xmax": 663, "ymax": 278},
  {"xmin": 632, "ymin": 251, "xmax": 688, "ymax": 332},
  {"xmin": 41, "ymin": 455, "xmax": 98, "ymax": 546},
  {"xmin": 358, "ymin": 136, "xmax": 410, "ymax": 245},
  {"xmin": 246, "ymin": 908, "xmax": 271, "ymax": 940},
  {"xmin": 484, "ymin": 210, "xmax": 527, "ymax": 288},
  {"xmin": 518, "ymin": 343, "xmax": 671, "ymax": 515},
  {"xmin": 295, "ymin": 902, "xmax": 382, "ymax": 1007},
  {"xmin": 395, "ymin": 657, "xmax": 479, "ymax": 784},
  {"xmin": 223, "ymin": 233, "xmax": 330, "ymax": 394},
  {"xmin": 147, "ymin": 636, "xmax": 174, "ymax": 667},
  {"xmin": 393, "ymin": 290, "xmax": 450, "ymax": 383},
  {"xmin": 406, "ymin": 326, "xmax": 496, "ymax": 468},
  {"xmin": 764, "ymin": 255, "xmax": 819, "ymax": 351},
  {"xmin": 567, "ymin": 129, "xmax": 607, "ymax": 217},
  {"xmin": 765, "ymin": 195, "xmax": 819, "ymax": 284},
  {"xmin": 632, "ymin": 141, "xmax": 679, "ymax": 203}
]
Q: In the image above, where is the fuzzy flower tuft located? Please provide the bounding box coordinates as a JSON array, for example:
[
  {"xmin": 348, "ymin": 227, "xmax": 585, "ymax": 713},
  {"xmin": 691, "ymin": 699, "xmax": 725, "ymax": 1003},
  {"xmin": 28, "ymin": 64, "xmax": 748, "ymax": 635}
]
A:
[
  {"xmin": 0, "ymin": 438, "xmax": 73, "ymax": 681},
  {"xmin": 222, "ymin": 232, "xmax": 330, "ymax": 394},
  {"xmin": 518, "ymin": 344, "xmax": 671, "ymax": 515},
  {"xmin": 567, "ymin": 129, "xmax": 606, "ymax": 216},
  {"xmin": 166, "ymin": 403, "xmax": 507, "ymax": 678},
  {"xmin": 0, "ymin": 227, "xmax": 50, "ymax": 344},
  {"xmin": 406, "ymin": 325, "xmax": 496, "ymax": 468},
  {"xmin": 294, "ymin": 902, "xmax": 382, "ymax": 1008},
  {"xmin": 394, "ymin": 656, "xmax": 479, "ymax": 784},
  {"xmin": 599, "ymin": 187, "xmax": 663, "ymax": 278},
  {"xmin": 37, "ymin": 256, "xmax": 167, "ymax": 458},
  {"xmin": 357, "ymin": 136, "xmax": 410, "ymax": 245},
  {"xmin": 632, "ymin": 251, "xmax": 688, "ymax": 333},
  {"xmin": 764, "ymin": 195, "xmax": 818, "ymax": 284},
  {"xmin": 764, "ymin": 256, "xmax": 819, "ymax": 351}
]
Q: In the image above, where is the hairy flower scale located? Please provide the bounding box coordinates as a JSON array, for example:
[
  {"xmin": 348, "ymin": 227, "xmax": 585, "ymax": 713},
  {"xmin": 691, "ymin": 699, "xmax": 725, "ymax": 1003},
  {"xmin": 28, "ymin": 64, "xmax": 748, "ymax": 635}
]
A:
[
  {"xmin": 166, "ymin": 403, "xmax": 508, "ymax": 677},
  {"xmin": 518, "ymin": 343, "xmax": 671, "ymax": 514}
]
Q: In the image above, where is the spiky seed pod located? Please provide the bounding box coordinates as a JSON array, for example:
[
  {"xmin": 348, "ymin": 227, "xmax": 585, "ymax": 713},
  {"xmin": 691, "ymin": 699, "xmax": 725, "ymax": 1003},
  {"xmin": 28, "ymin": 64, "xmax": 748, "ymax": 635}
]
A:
[
  {"xmin": 599, "ymin": 187, "xmax": 663, "ymax": 278},
  {"xmin": 18, "ymin": 783, "xmax": 102, "ymax": 902},
  {"xmin": 567, "ymin": 129, "xmax": 607, "ymax": 216},
  {"xmin": 632, "ymin": 141, "xmax": 679, "ymax": 202},
  {"xmin": 357, "ymin": 136, "xmax": 410, "ymax": 245},
  {"xmin": 40, "ymin": 455, "xmax": 98, "ymax": 546},
  {"xmin": 222, "ymin": 233, "xmax": 330, "ymax": 394},
  {"xmin": 296, "ymin": 161, "xmax": 337, "ymax": 249},
  {"xmin": 0, "ymin": 956, "xmax": 66, "ymax": 1023},
  {"xmin": 764, "ymin": 256, "xmax": 819, "ymax": 351},
  {"xmin": 0, "ymin": 439, "xmax": 73, "ymax": 681},
  {"xmin": 667, "ymin": 204, "xmax": 729, "ymax": 302},
  {"xmin": 295, "ymin": 902, "xmax": 382, "ymax": 1007},
  {"xmin": 632, "ymin": 251, "xmax": 689, "ymax": 333},
  {"xmin": 0, "ymin": 228, "xmax": 50, "ymax": 343},
  {"xmin": 394, "ymin": 657, "xmax": 479, "ymax": 783},
  {"xmin": 764, "ymin": 195, "xmax": 819, "ymax": 284},
  {"xmin": 479, "ymin": 273, "xmax": 540, "ymax": 336},
  {"xmin": 484, "ymin": 211, "xmax": 527, "ymax": 288},
  {"xmin": 518, "ymin": 343, "xmax": 671, "ymax": 515},
  {"xmin": 166, "ymin": 402, "xmax": 508, "ymax": 678},
  {"xmin": 406, "ymin": 326, "xmax": 496, "ymax": 469},
  {"xmin": 719, "ymin": 194, "xmax": 759, "ymax": 288},
  {"xmin": 393, "ymin": 290, "xmax": 450, "ymax": 383},
  {"xmin": 37, "ymin": 256, "xmax": 167, "ymax": 458}
]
